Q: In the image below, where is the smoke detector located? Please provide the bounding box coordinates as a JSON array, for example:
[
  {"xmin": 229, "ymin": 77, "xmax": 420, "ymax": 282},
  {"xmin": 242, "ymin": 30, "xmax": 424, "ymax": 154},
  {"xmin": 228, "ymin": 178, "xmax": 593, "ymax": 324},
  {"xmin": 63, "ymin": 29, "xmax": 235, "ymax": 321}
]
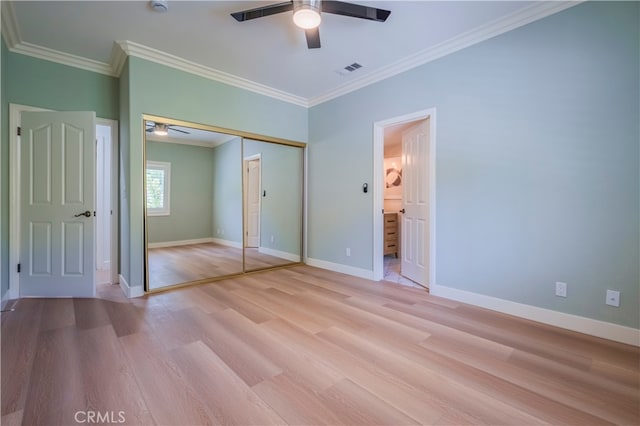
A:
[{"xmin": 149, "ymin": 0, "xmax": 168, "ymax": 12}]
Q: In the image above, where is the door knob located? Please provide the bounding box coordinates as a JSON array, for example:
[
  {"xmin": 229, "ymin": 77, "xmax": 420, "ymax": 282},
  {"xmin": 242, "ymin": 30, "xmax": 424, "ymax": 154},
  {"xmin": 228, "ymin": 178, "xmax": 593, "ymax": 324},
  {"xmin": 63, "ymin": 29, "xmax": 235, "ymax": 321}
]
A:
[
  {"xmin": 74, "ymin": 210, "xmax": 91, "ymax": 218},
  {"xmin": 399, "ymin": 209, "xmax": 405, "ymax": 214}
]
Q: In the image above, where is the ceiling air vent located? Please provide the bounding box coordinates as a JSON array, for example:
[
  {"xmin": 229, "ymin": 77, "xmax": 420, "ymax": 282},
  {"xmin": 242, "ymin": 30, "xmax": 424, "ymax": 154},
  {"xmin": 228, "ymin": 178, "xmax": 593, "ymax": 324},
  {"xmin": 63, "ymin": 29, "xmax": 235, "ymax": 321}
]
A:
[{"xmin": 335, "ymin": 62, "xmax": 363, "ymax": 76}]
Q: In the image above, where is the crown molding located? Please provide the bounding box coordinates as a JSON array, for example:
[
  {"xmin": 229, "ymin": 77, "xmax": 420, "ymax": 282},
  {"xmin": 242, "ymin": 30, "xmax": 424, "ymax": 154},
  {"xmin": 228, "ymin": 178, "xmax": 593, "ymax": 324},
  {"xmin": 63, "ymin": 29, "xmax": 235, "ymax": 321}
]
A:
[
  {"xmin": 116, "ymin": 40, "xmax": 309, "ymax": 107},
  {"xmin": 2, "ymin": 1, "xmax": 580, "ymax": 108},
  {"xmin": 10, "ymin": 41, "xmax": 115, "ymax": 76},
  {"xmin": 1, "ymin": 0, "xmax": 20, "ymax": 48},
  {"xmin": 307, "ymin": 1, "xmax": 582, "ymax": 107}
]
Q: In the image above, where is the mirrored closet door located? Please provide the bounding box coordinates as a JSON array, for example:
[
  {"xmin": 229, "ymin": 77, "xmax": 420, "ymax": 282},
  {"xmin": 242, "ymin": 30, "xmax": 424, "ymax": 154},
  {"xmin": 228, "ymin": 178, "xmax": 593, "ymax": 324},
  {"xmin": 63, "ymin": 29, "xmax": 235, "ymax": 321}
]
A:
[{"xmin": 143, "ymin": 116, "xmax": 305, "ymax": 291}]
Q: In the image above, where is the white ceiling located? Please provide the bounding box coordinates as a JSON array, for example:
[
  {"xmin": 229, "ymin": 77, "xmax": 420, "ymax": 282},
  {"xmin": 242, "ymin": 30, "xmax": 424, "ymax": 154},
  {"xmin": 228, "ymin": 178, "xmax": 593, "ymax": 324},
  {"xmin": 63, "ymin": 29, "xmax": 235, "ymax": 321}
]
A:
[{"xmin": 2, "ymin": 1, "xmax": 577, "ymax": 106}]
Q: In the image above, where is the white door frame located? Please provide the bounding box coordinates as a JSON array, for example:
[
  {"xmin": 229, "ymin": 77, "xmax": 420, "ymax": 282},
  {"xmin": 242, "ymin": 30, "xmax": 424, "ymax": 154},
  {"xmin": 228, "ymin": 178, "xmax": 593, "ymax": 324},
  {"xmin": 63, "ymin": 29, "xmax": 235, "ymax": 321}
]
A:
[
  {"xmin": 8, "ymin": 103, "xmax": 119, "ymax": 298},
  {"xmin": 372, "ymin": 108, "xmax": 437, "ymax": 285},
  {"xmin": 96, "ymin": 118, "xmax": 119, "ymax": 285}
]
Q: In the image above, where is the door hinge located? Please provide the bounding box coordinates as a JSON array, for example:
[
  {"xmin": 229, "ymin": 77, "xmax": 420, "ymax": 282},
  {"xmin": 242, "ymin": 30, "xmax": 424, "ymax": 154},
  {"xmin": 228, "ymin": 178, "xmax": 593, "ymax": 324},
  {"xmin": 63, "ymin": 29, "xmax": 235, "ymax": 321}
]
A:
[
  {"xmin": 17, "ymin": 263, "xmax": 21, "ymax": 273},
  {"xmin": 17, "ymin": 127, "xmax": 21, "ymax": 136}
]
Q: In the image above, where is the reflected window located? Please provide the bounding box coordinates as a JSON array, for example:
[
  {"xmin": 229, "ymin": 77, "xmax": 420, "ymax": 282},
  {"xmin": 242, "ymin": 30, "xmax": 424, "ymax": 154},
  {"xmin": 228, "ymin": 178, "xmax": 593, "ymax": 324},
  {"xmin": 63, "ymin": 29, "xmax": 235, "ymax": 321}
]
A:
[{"xmin": 146, "ymin": 161, "xmax": 171, "ymax": 216}]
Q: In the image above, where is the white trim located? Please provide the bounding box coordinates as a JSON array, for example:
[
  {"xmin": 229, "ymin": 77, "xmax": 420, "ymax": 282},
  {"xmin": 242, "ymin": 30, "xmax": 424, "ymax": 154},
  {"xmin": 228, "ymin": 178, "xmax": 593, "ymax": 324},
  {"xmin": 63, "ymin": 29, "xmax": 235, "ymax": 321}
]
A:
[
  {"xmin": 430, "ymin": 284, "xmax": 640, "ymax": 347},
  {"xmin": 306, "ymin": 257, "xmax": 374, "ymax": 281},
  {"xmin": 116, "ymin": 41, "xmax": 308, "ymax": 107},
  {"xmin": 9, "ymin": 41, "xmax": 114, "ymax": 76},
  {"xmin": 373, "ymin": 109, "xmax": 436, "ymax": 289},
  {"xmin": 148, "ymin": 237, "xmax": 214, "ymax": 249},
  {"xmin": 307, "ymin": 1, "xmax": 581, "ymax": 106},
  {"xmin": 119, "ymin": 274, "xmax": 144, "ymax": 298},
  {"xmin": 0, "ymin": 0, "xmax": 21, "ymax": 49},
  {"xmin": 211, "ymin": 238, "xmax": 243, "ymax": 249},
  {"xmin": 96, "ymin": 118, "xmax": 120, "ymax": 285},
  {"xmin": 1, "ymin": 290, "xmax": 11, "ymax": 311},
  {"xmin": 258, "ymin": 247, "xmax": 301, "ymax": 263},
  {"xmin": 3, "ymin": 3, "xmax": 579, "ymax": 108}
]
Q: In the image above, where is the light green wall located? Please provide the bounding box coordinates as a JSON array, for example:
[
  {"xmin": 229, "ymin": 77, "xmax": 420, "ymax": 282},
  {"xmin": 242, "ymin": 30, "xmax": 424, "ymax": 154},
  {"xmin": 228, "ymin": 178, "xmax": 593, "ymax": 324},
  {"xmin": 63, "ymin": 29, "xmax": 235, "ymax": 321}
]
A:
[
  {"xmin": 1, "ymin": 43, "xmax": 120, "ymax": 294},
  {"xmin": 5, "ymin": 50, "xmax": 118, "ymax": 119},
  {"xmin": 308, "ymin": 1, "xmax": 639, "ymax": 328},
  {"xmin": 122, "ymin": 57, "xmax": 308, "ymax": 289},
  {"xmin": 211, "ymin": 138, "xmax": 242, "ymax": 245},
  {"xmin": 146, "ymin": 141, "xmax": 214, "ymax": 243},
  {"xmin": 244, "ymin": 139, "xmax": 303, "ymax": 256}
]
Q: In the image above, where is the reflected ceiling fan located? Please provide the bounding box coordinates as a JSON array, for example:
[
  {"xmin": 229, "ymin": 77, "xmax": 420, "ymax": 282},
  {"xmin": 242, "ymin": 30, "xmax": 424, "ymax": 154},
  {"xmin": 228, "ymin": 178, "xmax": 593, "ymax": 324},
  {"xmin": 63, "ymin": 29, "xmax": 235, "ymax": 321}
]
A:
[
  {"xmin": 145, "ymin": 122, "xmax": 190, "ymax": 136},
  {"xmin": 231, "ymin": 0, "xmax": 391, "ymax": 49}
]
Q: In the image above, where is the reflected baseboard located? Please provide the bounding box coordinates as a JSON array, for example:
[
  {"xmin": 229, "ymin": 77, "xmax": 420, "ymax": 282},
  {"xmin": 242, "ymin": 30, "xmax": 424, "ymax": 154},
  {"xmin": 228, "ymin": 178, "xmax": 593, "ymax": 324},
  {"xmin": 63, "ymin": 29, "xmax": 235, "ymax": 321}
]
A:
[
  {"xmin": 258, "ymin": 247, "xmax": 301, "ymax": 262},
  {"xmin": 148, "ymin": 237, "xmax": 214, "ymax": 249},
  {"xmin": 211, "ymin": 238, "xmax": 243, "ymax": 249}
]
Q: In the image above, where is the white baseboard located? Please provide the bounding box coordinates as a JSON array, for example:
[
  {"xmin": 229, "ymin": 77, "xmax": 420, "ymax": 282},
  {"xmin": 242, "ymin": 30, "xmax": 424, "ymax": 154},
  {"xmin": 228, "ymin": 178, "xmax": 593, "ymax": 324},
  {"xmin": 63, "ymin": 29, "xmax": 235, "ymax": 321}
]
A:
[
  {"xmin": 258, "ymin": 247, "xmax": 301, "ymax": 262},
  {"xmin": 119, "ymin": 274, "xmax": 144, "ymax": 298},
  {"xmin": 148, "ymin": 237, "xmax": 214, "ymax": 249},
  {"xmin": 211, "ymin": 238, "xmax": 243, "ymax": 249},
  {"xmin": 430, "ymin": 283, "xmax": 640, "ymax": 347},
  {"xmin": 305, "ymin": 257, "xmax": 374, "ymax": 280},
  {"xmin": 1, "ymin": 290, "xmax": 10, "ymax": 310}
]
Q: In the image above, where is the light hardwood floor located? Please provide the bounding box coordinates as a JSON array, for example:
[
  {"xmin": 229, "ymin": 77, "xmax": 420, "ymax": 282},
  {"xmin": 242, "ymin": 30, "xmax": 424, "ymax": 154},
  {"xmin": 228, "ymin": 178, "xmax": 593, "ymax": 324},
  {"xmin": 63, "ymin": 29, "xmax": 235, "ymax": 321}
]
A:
[
  {"xmin": 148, "ymin": 243, "xmax": 298, "ymax": 289},
  {"xmin": 2, "ymin": 265, "xmax": 638, "ymax": 425}
]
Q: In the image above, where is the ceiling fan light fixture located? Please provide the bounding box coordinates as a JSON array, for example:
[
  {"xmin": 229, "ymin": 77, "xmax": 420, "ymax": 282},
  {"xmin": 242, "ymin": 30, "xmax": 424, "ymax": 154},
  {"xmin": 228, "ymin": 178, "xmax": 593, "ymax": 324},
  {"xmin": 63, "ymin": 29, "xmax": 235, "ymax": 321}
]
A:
[
  {"xmin": 293, "ymin": 0, "xmax": 321, "ymax": 29},
  {"xmin": 153, "ymin": 123, "xmax": 169, "ymax": 136}
]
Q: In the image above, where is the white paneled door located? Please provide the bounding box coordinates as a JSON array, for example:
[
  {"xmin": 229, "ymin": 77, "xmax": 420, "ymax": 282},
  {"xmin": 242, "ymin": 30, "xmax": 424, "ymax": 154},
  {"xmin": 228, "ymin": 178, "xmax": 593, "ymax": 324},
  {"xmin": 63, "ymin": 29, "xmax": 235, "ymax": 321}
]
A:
[
  {"xmin": 246, "ymin": 158, "xmax": 261, "ymax": 248},
  {"xmin": 20, "ymin": 111, "xmax": 96, "ymax": 297},
  {"xmin": 400, "ymin": 119, "xmax": 430, "ymax": 286}
]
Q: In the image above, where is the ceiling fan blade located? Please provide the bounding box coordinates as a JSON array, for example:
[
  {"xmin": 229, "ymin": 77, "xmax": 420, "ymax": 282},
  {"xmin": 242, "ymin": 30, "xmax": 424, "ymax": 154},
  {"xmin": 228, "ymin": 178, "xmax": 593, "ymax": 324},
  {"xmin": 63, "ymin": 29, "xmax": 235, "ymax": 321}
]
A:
[
  {"xmin": 169, "ymin": 127, "xmax": 190, "ymax": 134},
  {"xmin": 321, "ymin": 1, "xmax": 391, "ymax": 22},
  {"xmin": 305, "ymin": 28, "xmax": 321, "ymax": 49},
  {"xmin": 231, "ymin": 1, "xmax": 294, "ymax": 22}
]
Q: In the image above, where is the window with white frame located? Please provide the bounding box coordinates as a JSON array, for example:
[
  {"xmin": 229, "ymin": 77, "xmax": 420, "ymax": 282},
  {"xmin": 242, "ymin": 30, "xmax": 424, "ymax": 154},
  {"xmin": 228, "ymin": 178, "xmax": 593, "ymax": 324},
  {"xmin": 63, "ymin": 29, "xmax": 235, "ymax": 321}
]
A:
[{"xmin": 146, "ymin": 161, "xmax": 171, "ymax": 216}]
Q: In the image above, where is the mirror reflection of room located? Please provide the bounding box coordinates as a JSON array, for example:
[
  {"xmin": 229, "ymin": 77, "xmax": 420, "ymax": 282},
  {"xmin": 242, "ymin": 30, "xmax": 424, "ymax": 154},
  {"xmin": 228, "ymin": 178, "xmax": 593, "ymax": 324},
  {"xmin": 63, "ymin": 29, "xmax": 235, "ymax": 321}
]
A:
[
  {"xmin": 145, "ymin": 120, "xmax": 243, "ymax": 290},
  {"xmin": 144, "ymin": 119, "xmax": 305, "ymax": 291},
  {"xmin": 243, "ymin": 139, "xmax": 303, "ymax": 272}
]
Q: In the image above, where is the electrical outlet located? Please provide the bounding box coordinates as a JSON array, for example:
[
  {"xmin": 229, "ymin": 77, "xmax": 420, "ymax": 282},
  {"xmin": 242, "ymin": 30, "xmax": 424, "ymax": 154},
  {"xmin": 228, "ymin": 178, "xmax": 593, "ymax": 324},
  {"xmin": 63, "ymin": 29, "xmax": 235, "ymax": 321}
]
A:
[
  {"xmin": 346, "ymin": 248, "xmax": 351, "ymax": 257},
  {"xmin": 606, "ymin": 290, "xmax": 620, "ymax": 307},
  {"xmin": 270, "ymin": 235, "xmax": 275, "ymax": 243},
  {"xmin": 555, "ymin": 281, "xmax": 567, "ymax": 298}
]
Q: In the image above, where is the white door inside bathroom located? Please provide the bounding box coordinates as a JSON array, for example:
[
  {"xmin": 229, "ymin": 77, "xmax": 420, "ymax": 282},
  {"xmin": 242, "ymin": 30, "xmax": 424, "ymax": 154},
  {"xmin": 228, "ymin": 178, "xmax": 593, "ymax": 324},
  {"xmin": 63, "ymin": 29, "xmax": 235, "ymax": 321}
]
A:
[
  {"xmin": 245, "ymin": 157, "xmax": 261, "ymax": 248},
  {"xmin": 20, "ymin": 111, "xmax": 96, "ymax": 297},
  {"xmin": 400, "ymin": 119, "xmax": 430, "ymax": 286}
]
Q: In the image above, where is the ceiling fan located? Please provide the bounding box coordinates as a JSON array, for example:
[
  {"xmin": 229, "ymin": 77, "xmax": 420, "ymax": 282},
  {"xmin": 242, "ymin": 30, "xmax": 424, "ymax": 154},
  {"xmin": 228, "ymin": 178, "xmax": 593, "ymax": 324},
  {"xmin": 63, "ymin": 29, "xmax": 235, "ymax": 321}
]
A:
[
  {"xmin": 231, "ymin": 0, "xmax": 391, "ymax": 49},
  {"xmin": 145, "ymin": 122, "xmax": 190, "ymax": 136}
]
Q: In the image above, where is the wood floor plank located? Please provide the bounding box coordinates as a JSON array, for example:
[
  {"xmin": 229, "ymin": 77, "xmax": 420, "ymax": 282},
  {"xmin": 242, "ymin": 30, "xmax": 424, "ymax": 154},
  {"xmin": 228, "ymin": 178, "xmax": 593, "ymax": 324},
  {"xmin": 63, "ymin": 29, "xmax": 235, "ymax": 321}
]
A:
[
  {"xmin": 252, "ymin": 373, "xmax": 343, "ymax": 425},
  {"xmin": 210, "ymin": 308, "xmax": 344, "ymax": 392},
  {"xmin": 119, "ymin": 331, "xmax": 217, "ymax": 425},
  {"xmin": 260, "ymin": 319, "xmax": 450, "ymax": 424},
  {"xmin": 181, "ymin": 307, "xmax": 283, "ymax": 386},
  {"xmin": 21, "ymin": 327, "xmax": 86, "ymax": 425},
  {"xmin": 318, "ymin": 378, "xmax": 420, "ymax": 425},
  {"xmin": 316, "ymin": 326, "xmax": 550, "ymax": 425},
  {"xmin": 39, "ymin": 298, "xmax": 75, "ymax": 331},
  {"xmin": 76, "ymin": 325, "xmax": 154, "ymax": 424},
  {"xmin": 200, "ymin": 283, "xmax": 275, "ymax": 323},
  {"xmin": 1, "ymin": 299, "xmax": 43, "ymax": 416},
  {"xmin": 3, "ymin": 265, "xmax": 638, "ymax": 425},
  {"xmin": 170, "ymin": 340, "xmax": 286, "ymax": 425},
  {"xmin": 73, "ymin": 298, "xmax": 111, "ymax": 330}
]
